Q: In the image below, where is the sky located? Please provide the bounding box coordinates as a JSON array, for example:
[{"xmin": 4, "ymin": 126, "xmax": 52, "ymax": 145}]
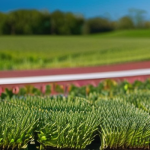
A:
[{"xmin": 0, "ymin": 0, "xmax": 150, "ymax": 20}]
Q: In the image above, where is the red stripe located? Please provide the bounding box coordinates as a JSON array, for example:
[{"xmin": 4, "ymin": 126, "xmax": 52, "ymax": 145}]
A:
[{"xmin": 0, "ymin": 61, "xmax": 150, "ymax": 78}]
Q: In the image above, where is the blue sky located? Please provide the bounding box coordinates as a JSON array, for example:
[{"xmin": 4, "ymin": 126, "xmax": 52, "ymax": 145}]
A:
[{"xmin": 0, "ymin": 0, "xmax": 150, "ymax": 20}]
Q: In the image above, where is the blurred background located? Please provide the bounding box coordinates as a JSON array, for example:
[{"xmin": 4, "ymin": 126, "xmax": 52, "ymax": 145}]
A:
[{"xmin": 0, "ymin": 0, "xmax": 150, "ymax": 70}]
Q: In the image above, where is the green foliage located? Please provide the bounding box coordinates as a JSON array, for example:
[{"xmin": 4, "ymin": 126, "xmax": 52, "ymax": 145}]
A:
[
  {"xmin": 1, "ymin": 34, "xmax": 150, "ymax": 70},
  {"xmin": 38, "ymin": 111, "xmax": 99, "ymax": 149},
  {"xmin": 50, "ymin": 11, "xmax": 84, "ymax": 35},
  {"xmin": 0, "ymin": 96, "xmax": 100, "ymax": 149},
  {"xmin": 0, "ymin": 99, "xmax": 38, "ymax": 150},
  {"xmin": 83, "ymin": 18, "xmax": 113, "ymax": 34},
  {"xmin": 1, "ymin": 8, "xmax": 150, "ymax": 35},
  {"xmin": 118, "ymin": 92, "xmax": 150, "ymax": 114},
  {"xmin": 0, "ymin": 10, "xmax": 84, "ymax": 35},
  {"xmin": 2, "ymin": 92, "xmax": 150, "ymax": 150},
  {"xmin": 117, "ymin": 16, "xmax": 134, "ymax": 29},
  {"xmin": 1, "ymin": 79, "xmax": 150, "ymax": 98},
  {"xmin": 2, "ymin": 79, "xmax": 150, "ymax": 149},
  {"xmin": 96, "ymin": 99, "xmax": 150, "ymax": 150},
  {"xmin": 95, "ymin": 29, "xmax": 150, "ymax": 37},
  {"xmin": 0, "ymin": 12, "xmax": 8, "ymax": 34}
]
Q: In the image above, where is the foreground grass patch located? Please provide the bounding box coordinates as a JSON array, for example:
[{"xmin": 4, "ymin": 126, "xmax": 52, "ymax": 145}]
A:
[{"xmin": 1, "ymin": 93, "xmax": 150, "ymax": 150}]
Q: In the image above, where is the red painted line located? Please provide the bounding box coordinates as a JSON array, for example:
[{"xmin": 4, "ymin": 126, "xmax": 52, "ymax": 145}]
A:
[{"xmin": 0, "ymin": 61, "xmax": 150, "ymax": 78}]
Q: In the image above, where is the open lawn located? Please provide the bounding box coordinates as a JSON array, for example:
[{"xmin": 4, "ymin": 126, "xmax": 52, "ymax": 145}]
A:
[{"xmin": 0, "ymin": 29, "xmax": 150, "ymax": 70}]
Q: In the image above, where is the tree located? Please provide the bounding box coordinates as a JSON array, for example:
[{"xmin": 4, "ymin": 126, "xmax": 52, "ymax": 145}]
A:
[
  {"xmin": 117, "ymin": 16, "xmax": 134, "ymax": 29},
  {"xmin": 65, "ymin": 13, "xmax": 84, "ymax": 35},
  {"xmin": 50, "ymin": 11, "xmax": 65, "ymax": 34},
  {"xmin": 129, "ymin": 8, "xmax": 147, "ymax": 28},
  {"xmin": 144, "ymin": 21, "xmax": 150, "ymax": 29},
  {"xmin": 5, "ymin": 10, "xmax": 46, "ymax": 35},
  {"xmin": 0, "ymin": 12, "xmax": 8, "ymax": 34},
  {"xmin": 83, "ymin": 17, "xmax": 113, "ymax": 34},
  {"xmin": 51, "ymin": 11, "xmax": 84, "ymax": 35}
]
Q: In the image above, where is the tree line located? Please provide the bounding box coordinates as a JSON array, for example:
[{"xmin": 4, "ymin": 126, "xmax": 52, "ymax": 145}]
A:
[{"xmin": 0, "ymin": 9, "xmax": 150, "ymax": 35}]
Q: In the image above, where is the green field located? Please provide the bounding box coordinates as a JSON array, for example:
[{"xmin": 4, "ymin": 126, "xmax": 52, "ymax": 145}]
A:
[
  {"xmin": 2, "ymin": 91, "xmax": 150, "ymax": 150},
  {"xmin": 93, "ymin": 29, "xmax": 150, "ymax": 38},
  {"xmin": 2, "ymin": 79, "xmax": 150, "ymax": 150},
  {"xmin": 1, "ymin": 29, "xmax": 150, "ymax": 70}
]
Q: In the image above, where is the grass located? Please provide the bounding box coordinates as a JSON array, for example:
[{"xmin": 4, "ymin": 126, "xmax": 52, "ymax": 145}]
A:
[
  {"xmin": 2, "ymin": 93, "xmax": 150, "ymax": 150},
  {"xmin": 0, "ymin": 96, "xmax": 100, "ymax": 150},
  {"xmin": 94, "ymin": 29, "xmax": 150, "ymax": 38},
  {"xmin": 2, "ymin": 80, "xmax": 150, "ymax": 150},
  {"xmin": 0, "ymin": 29, "xmax": 150, "ymax": 70}
]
